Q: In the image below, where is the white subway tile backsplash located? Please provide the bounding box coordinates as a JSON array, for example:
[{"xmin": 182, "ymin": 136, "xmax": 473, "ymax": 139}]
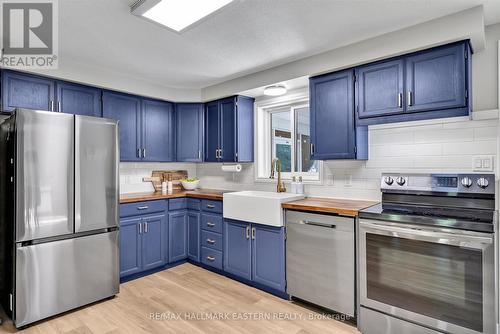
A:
[
  {"xmin": 414, "ymin": 128, "xmax": 474, "ymax": 143},
  {"xmin": 443, "ymin": 141, "xmax": 497, "ymax": 155}
]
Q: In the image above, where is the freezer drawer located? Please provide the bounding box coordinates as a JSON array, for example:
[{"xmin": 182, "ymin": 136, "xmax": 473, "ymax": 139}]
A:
[
  {"xmin": 75, "ymin": 116, "xmax": 119, "ymax": 232},
  {"xmin": 15, "ymin": 231, "xmax": 119, "ymax": 327},
  {"xmin": 286, "ymin": 210, "xmax": 355, "ymax": 316}
]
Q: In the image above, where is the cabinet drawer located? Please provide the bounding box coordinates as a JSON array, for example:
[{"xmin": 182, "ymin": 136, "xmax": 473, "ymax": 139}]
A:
[
  {"xmin": 187, "ymin": 198, "xmax": 201, "ymax": 211},
  {"xmin": 169, "ymin": 198, "xmax": 187, "ymax": 211},
  {"xmin": 201, "ymin": 214, "xmax": 223, "ymax": 233},
  {"xmin": 201, "ymin": 247, "xmax": 223, "ymax": 270},
  {"xmin": 201, "ymin": 200, "xmax": 222, "ymax": 213},
  {"xmin": 120, "ymin": 200, "xmax": 166, "ymax": 217},
  {"xmin": 201, "ymin": 230, "xmax": 222, "ymax": 251}
]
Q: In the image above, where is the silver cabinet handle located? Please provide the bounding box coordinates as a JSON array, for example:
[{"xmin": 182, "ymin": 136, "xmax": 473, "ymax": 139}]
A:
[
  {"xmin": 206, "ymin": 204, "xmax": 215, "ymax": 209},
  {"xmin": 206, "ymin": 222, "xmax": 215, "ymax": 227},
  {"xmin": 398, "ymin": 93, "xmax": 403, "ymax": 108},
  {"xmin": 137, "ymin": 148, "xmax": 141, "ymax": 158},
  {"xmin": 246, "ymin": 226, "xmax": 250, "ymax": 239},
  {"xmin": 407, "ymin": 91, "xmax": 413, "ymax": 106},
  {"xmin": 206, "ymin": 239, "xmax": 215, "ymax": 244},
  {"xmin": 310, "ymin": 143, "xmax": 315, "ymax": 155},
  {"xmin": 139, "ymin": 223, "xmax": 142, "ymax": 234},
  {"xmin": 219, "ymin": 148, "xmax": 222, "ymax": 159},
  {"xmin": 215, "ymin": 149, "xmax": 219, "ymax": 159},
  {"xmin": 206, "ymin": 256, "xmax": 215, "ymax": 261},
  {"xmin": 58, "ymin": 101, "xmax": 62, "ymax": 112},
  {"xmin": 198, "ymin": 150, "xmax": 201, "ymax": 160},
  {"xmin": 144, "ymin": 222, "xmax": 148, "ymax": 233},
  {"xmin": 137, "ymin": 206, "xmax": 149, "ymax": 210},
  {"xmin": 251, "ymin": 227, "xmax": 255, "ymax": 240},
  {"xmin": 50, "ymin": 100, "xmax": 55, "ymax": 111},
  {"xmin": 142, "ymin": 148, "xmax": 146, "ymax": 158}
]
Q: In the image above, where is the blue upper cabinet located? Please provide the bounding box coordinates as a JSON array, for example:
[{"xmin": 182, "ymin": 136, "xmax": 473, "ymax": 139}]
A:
[
  {"xmin": 356, "ymin": 59, "xmax": 404, "ymax": 118},
  {"xmin": 175, "ymin": 103, "xmax": 204, "ymax": 162},
  {"xmin": 406, "ymin": 43, "xmax": 467, "ymax": 113},
  {"xmin": 142, "ymin": 99, "xmax": 175, "ymax": 162},
  {"xmin": 355, "ymin": 41, "xmax": 470, "ymax": 125},
  {"xmin": 56, "ymin": 81, "xmax": 102, "ymax": 116},
  {"xmin": 1, "ymin": 70, "xmax": 55, "ymax": 112},
  {"xmin": 310, "ymin": 69, "xmax": 367, "ymax": 160},
  {"xmin": 224, "ymin": 220, "xmax": 252, "ymax": 281},
  {"xmin": 205, "ymin": 95, "xmax": 254, "ymax": 163},
  {"xmin": 103, "ymin": 91, "xmax": 141, "ymax": 161},
  {"xmin": 205, "ymin": 101, "xmax": 221, "ymax": 162}
]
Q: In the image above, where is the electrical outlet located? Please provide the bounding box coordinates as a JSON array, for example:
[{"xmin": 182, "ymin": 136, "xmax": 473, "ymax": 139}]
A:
[
  {"xmin": 344, "ymin": 174, "xmax": 352, "ymax": 187},
  {"xmin": 473, "ymin": 156, "xmax": 495, "ymax": 172}
]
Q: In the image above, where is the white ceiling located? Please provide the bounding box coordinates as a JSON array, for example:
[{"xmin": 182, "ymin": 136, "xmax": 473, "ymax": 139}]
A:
[{"xmin": 59, "ymin": 0, "xmax": 500, "ymax": 90}]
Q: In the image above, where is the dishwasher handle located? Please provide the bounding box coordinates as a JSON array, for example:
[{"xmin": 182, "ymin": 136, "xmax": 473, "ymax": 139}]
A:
[{"xmin": 300, "ymin": 220, "xmax": 336, "ymax": 229}]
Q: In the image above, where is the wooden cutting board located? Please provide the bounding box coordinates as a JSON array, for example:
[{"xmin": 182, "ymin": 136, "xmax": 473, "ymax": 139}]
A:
[{"xmin": 143, "ymin": 170, "xmax": 188, "ymax": 191}]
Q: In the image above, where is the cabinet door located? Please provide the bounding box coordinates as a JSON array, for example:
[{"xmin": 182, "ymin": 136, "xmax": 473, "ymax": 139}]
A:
[
  {"xmin": 406, "ymin": 43, "xmax": 466, "ymax": 113},
  {"xmin": 102, "ymin": 91, "xmax": 141, "ymax": 161},
  {"xmin": 168, "ymin": 211, "xmax": 187, "ymax": 262},
  {"xmin": 310, "ymin": 69, "xmax": 356, "ymax": 160},
  {"xmin": 142, "ymin": 99, "xmax": 174, "ymax": 162},
  {"xmin": 142, "ymin": 214, "xmax": 166, "ymax": 271},
  {"xmin": 223, "ymin": 219, "xmax": 251, "ymax": 281},
  {"xmin": 235, "ymin": 96, "xmax": 254, "ymax": 162},
  {"xmin": 356, "ymin": 59, "xmax": 404, "ymax": 118},
  {"xmin": 1, "ymin": 71, "xmax": 55, "ymax": 112},
  {"xmin": 56, "ymin": 81, "xmax": 102, "ymax": 116},
  {"xmin": 251, "ymin": 225, "xmax": 286, "ymax": 292},
  {"xmin": 119, "ymin": 217, "xmax": 142, "ymax": 277},
  {"xmin": 176, "ymin": 103, "xmax": 204, "ymax": 162},
  {"xmin": 205, "ymin": 101, "xmax": 220, "ymax": 162},
  {"xmin": 187, "ymin": 211, "xmax": 200, "ymax": 262},
  {"xmin": 219, "ymin": 97, "xmax": 236, "ymax": 162}
]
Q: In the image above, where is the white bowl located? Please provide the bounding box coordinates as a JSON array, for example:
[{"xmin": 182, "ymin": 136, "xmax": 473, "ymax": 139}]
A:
[{"xmin": 181, "ymin": 180, "xmax": 200, "ymax": 190}]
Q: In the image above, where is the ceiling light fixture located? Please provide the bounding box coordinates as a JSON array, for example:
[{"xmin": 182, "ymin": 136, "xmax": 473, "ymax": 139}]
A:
[
  {"xmin": 264, "ymin": 85, "xmax": 287, "ymax": 96},
  {"xmin": 132, "ymin": 0, "xmax": 234, "ymax": 33}
]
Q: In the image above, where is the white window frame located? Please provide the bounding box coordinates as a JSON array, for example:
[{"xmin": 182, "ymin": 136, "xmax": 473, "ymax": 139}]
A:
[{"xmin": 254, "ymin": 88, "xmax": 323, "ymax": 184}]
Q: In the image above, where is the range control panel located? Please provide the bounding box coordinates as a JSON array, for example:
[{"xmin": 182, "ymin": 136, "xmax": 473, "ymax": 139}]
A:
[{"xmin": 381, "ymin": 173, "xmax": 495, "ymax": 195}]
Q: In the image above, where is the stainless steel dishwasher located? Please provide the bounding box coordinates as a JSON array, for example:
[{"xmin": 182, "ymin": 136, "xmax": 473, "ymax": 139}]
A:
[{"xmin": 286, "ymin": 210, "xmax": 355, "ymax": 316}]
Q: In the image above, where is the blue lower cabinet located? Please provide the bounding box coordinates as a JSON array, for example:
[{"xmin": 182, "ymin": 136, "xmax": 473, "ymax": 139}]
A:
[
  {"xmin": 142, "ymin": 214, "xmax": 166, "ymax": 271},
  {"xmin": 119, "ymin": 217, "xmax": 142, "ymax": 278},
  {"xmin": 224, "ymin": 220, "xmax": 252, "ymax": 281},
  {"xmin": 168, "ymin": 211, "xmax": 188, "ymax": 262},
  {"xmin": 201, "ymin": 247, "xmax": 223, "ymax": 270},
  {"xmin": 251, "ymin": 225, "xmax": 286, "ymax": 292},
  {"xmin": 223, "ymin": 219, "xmax": 286, "ymax": 293},
  {"xmin": 187, "ymin": 211, "xmax": 200, "ymax": 262}
]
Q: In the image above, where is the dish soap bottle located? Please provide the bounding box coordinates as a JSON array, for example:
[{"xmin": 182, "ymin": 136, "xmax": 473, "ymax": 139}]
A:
[
  {"xmin": 297, "ymin": 176, "xmax": 304, "ymax": 195},
  {"xmin": 167, "ymin": 174, "xmax": 173, "ymax": 194},
  {"xmin": 161, "ymin": 175, "xmax": 167, "ymax": 194}
]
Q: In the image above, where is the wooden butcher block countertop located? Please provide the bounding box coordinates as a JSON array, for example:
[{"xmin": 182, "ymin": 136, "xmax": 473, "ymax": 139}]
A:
[
  {"xmin": 120, "ymin": 189, "xmax": 228, "ymax": 203},
  {"xmin": 282, "ymin": 197, "xmax": 379, "ymax": 217}
]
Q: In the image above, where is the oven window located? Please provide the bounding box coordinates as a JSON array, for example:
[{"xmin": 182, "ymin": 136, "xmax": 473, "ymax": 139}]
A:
[{"xmin": 366, "ymin": 234, "xmax": 483, "ymax": 332}]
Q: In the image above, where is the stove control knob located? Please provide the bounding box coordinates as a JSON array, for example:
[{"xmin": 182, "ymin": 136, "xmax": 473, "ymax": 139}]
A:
[
  {"xmin": 396, "ymin": 177, "xmax": 406, "ymax": 186},
  {"xmin": 384, "ymin": 176, "xmax": 394, "ymax": 185},
  {"xmin": 477, "ymin": 177, "xmax": 489, "ymax": 189},
  {"xmin": 460, "ymin": 177, "xmax": 472, "ymax": 188}
]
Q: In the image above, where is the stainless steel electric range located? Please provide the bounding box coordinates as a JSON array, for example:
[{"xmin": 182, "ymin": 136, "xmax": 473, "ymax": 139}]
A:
[{"xmin": 358, "ymin": 173, "xmax": 497, "ymax": 334}]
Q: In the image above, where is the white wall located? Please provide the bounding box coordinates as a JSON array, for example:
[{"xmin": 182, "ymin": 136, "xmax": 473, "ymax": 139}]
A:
[{"xmin": 197, "ymin": 112, "xmax": 498, "ymax": 201}]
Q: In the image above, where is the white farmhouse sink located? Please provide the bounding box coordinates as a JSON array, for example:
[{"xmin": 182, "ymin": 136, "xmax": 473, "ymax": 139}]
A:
[{"xmin": 223, "ymin": 191, "xmax": 305, "ymax": 227}]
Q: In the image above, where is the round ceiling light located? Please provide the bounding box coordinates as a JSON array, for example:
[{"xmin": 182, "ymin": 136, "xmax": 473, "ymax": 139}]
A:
[{"xmin": 264, "ymin": 85, "xmax": 287, "ymax": 96}]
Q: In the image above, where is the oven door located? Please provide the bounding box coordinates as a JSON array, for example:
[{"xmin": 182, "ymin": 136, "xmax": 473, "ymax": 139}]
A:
[{"xmin": 359, "ymin": 219, "xmax": 495, "ymax": 334}]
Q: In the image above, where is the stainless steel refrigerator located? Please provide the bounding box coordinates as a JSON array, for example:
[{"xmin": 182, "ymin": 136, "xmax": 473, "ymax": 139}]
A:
[{"xmin": 0, "ymin": 109, "xmax": 119, "ymax": 327}]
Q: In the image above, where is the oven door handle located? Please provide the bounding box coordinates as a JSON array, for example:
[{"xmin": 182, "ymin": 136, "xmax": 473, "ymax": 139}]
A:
[{"xmin": 360, "ymin": 221, "xmax": 493, "ymax": 249}]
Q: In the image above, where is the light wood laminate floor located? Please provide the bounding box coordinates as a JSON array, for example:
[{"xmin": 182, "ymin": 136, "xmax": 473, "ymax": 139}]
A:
[{"xmin": 0, "ymin": 263, "xmax": 360, "ymax": 334}]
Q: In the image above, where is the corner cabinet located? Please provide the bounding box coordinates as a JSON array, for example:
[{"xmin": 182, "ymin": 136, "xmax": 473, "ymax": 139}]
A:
[
  {"xmin": 204, "ymin": 95, "xmax": 254, "ymax": 163},
  {"xmin": 355, "ymin": 41, "xmax": 471, "ymax": 125},
  {"xmin": 223, "ymin": 219, "xmax": 286, "ymax": 293},
  {"xmin": 103, "ymin": 91, "xmax": 174, "ymax": 162},
  {"xmin": 175, "ymin": 103, "xmax": 204, "ymax": 162},
  {"xmin": 310, "ymin": 69, "xmax": 368, "ymax": 160}
]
